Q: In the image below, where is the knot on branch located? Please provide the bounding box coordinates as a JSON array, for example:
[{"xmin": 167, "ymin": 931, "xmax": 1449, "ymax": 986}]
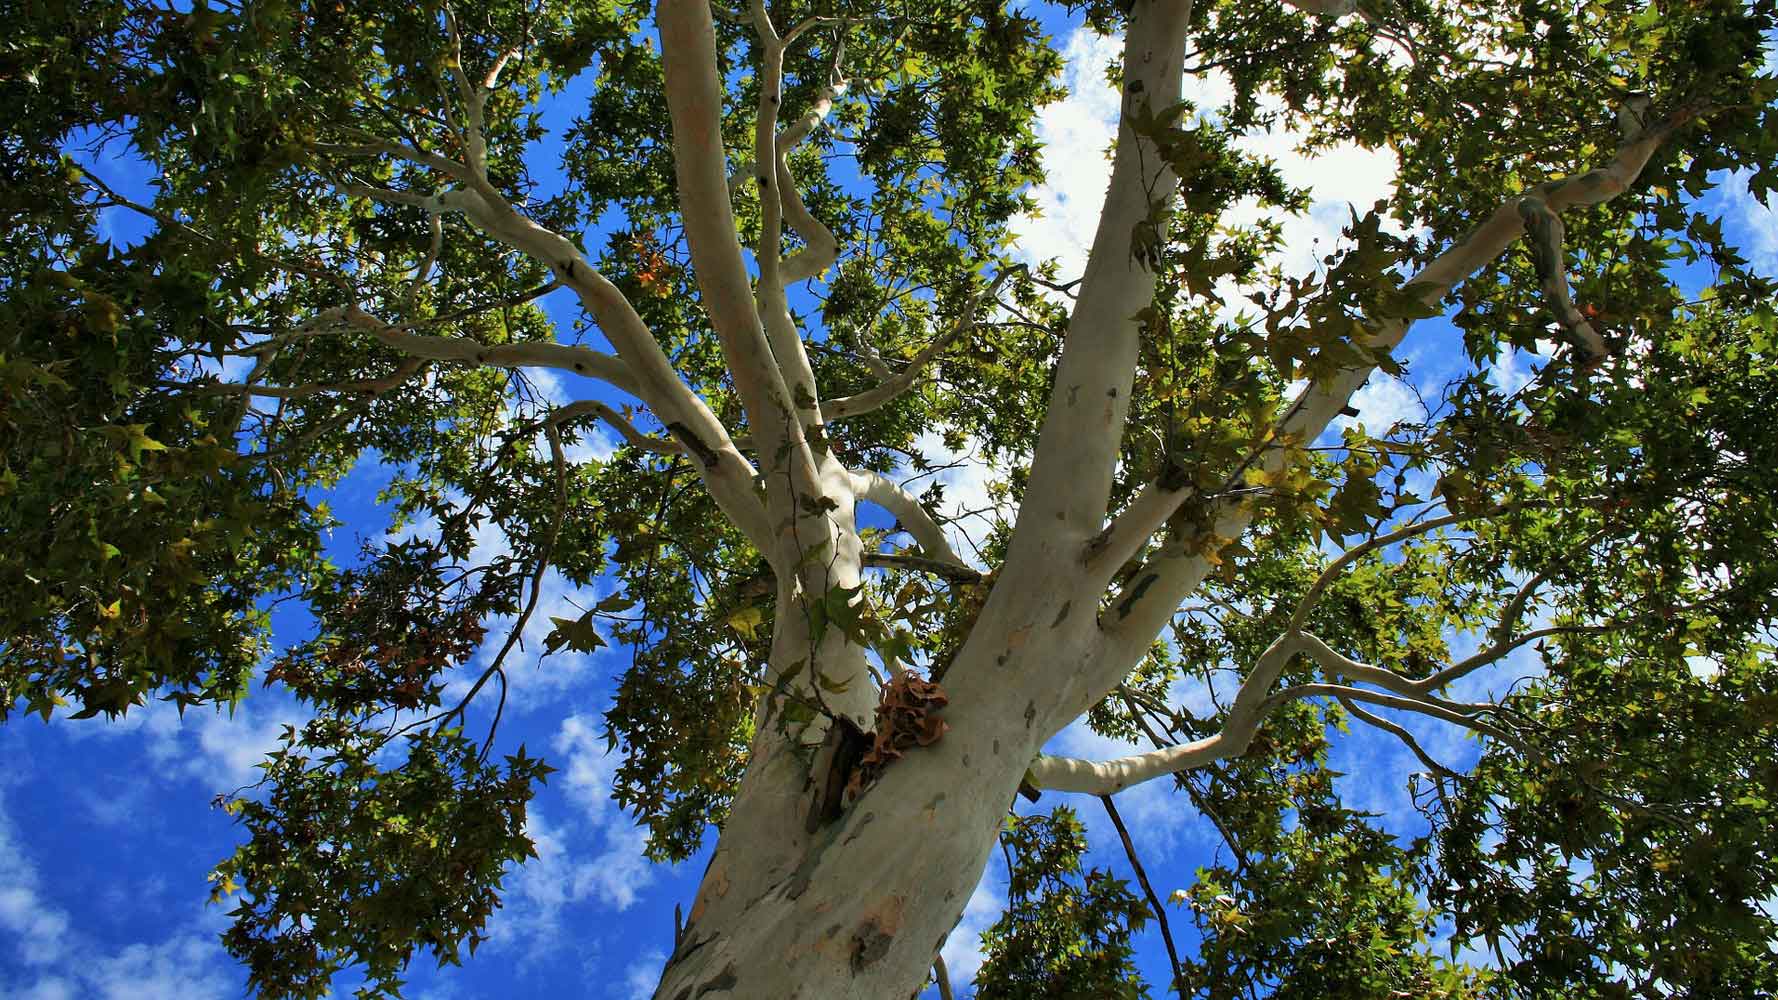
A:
[
  {"xmin": 1516, "ymin": 195, "xmax": 1611, "ymax": 366},
  {"xmin": 664, "ymin": 421, "xmax": 722, "ymax": 468}
]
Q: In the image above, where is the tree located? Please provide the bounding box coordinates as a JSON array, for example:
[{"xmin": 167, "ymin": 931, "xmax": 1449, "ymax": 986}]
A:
[{"xmin": 3, "ymin": 0, "xmax": 1777, "ymax": 995}]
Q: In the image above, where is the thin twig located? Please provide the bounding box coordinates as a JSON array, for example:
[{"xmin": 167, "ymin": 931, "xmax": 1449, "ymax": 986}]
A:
[
  {"xmin": 860, "ymin": 551, "xmax": 983, "ymax": 583},
  {"xmin": 1100, "ymin": 794, "xmax": 1183, "ymax": 992},
  {"xmin": 1336, "ymin": 696, "xmax": 1465, "ymax": 780}
]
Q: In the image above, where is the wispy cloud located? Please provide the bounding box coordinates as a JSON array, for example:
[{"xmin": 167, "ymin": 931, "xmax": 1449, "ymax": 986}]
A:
[
  {"xmin": 618, "ymin": 949, "xmax": 667, "ymax": 1000},
  {"xmin": 1014, "ymin": 26, "xmax": 1403, "ymax": 295},
  {"xmin": 939, "ymin": 867, "xmax": 1005, "ymax": 989},
  {"xmin": 0, "ymin": 788, "xmax": 239, "ymax": 998},
  {"xmin": 1712, "ymin": 168, "xmax": 1778, "ymax": 275},
  {"xmin": 56, "ymin": 696, "xmax": 307, "ymax": 794},
  {"xmin": 482, "ymin": 714, "xmax": 663, "ymax": 959},
  {"xmin": 0, "ymin": 798, "xmax": 72, "ymax": 969},
  {"xmin": 1011, "ymin": 28, "xmax": 1125, "ymax": 278},
  {"xmin": 1333, "ymin": 375, "xmax": 1424, "ymax": 435},
  {"xmin": 903, "ymin": 430, "xmax": 1009, "ymax": 566}
]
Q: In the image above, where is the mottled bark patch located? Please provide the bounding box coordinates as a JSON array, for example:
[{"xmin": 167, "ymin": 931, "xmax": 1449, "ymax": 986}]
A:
[
  {"xmin": 849, "ymin": 895, "xmax": 906, "ymax": 972},
  {"xmin": 688, "ymin": 859, "xmax": 731, "ymax": 922},
  {"xmin": 669, "ymin": 962, "xmax": 737, "ymax": 1000},
  {"xmin": 1050, "ymin": 600, "xmax": 1072, "ymax": 627}
]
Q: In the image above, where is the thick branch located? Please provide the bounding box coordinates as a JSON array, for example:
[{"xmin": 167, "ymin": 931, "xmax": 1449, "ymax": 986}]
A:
[
  {"xmin": 1003, "ymin": 0, "xmax": 1196, "ymax": 555},
  {"xmin": 851, "ymin": 470, "xmax": 966, "ymax": 568},
  {"xmin": 1408, "ymin": 624, "xmax": 1581, "ymax": 694},
  {"xmin": 778, "ymin": 140, "xmax": 844, "ymax": 285},
  {"xmin": 746, "ymin": 0, "xmax": 827, "ymax": 437},
  {"xmin": 549, "ymin": 400, "xmax": 687, "ymax": 458},
  {"xmin": 1092, "ymin": 108, "xmax": 1696, "ymax": 680},
  {"xmin": 326, "ymin": 305, "xmax": 641, "ymax": 395},
  {"xmin": 162, "ymin": 357, "xmax": 425, "ymax": 399},
  {"xmin": 439, "ymin": 8, "xmax": 525, "ymax": 206},
  {"xmin": 1282, "ymin": 0, "xmax": 1361, "ymax": 15},
  {"xmin": 1029, "ymin": 631, "xmax": 1301, "ymax": 794},
  {"xmin": 1294, "ymin": 632, "xmax": 1502, "ymax": 717},
  {"xmin": 317, "ymin": 45, "xmax": 783, "ymax": 562},
  {"xmin": 1081, "ymin": 479, "xmax": 1195, "ymax": 578},
  {"xmin": 1519, "ymin": 194, "xmax": 1609, "ymax": 361},
  {"xmin": 1030, "ymin": 666, "xmax": 1514, "ymax": 796},
  {"xmin": 1256, "ymin": 683, "xmax": 1519, "ymax": 747},
  {"xmin": 377, "ymin": 181, "xmax": 776, "ymax": 554},
  {"xmin": 860, "ymin": 552, "xmax": 984, "ymax": 583},
  {"xmin": 333, "ymin": 300, "xmax": 769, "ymax": 548},
  {"xmin": 725, "ymin": 35, "xmax": 848, "ymax": 192},
  {"xmin": 777, "ymin": 43, "xmax": 848, "ymax": 285},
  {"xmin": 659, "ymin": 0, "xmax": 810, "ymax": 483},
  {"xmin": 933, "ymin": 953, "xmax": 955, "ymax": 1000},
  {"xmin": 315, "ymin": 139, "xmax": 475, "ymax": 187}
]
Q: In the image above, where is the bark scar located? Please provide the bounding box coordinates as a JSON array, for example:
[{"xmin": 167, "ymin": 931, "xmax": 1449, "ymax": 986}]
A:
[{"xmin": 849, "ymin": 896, "xmax": 905, "ymax": 972}]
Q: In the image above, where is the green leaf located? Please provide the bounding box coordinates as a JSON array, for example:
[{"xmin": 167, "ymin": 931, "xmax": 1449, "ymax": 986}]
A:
[{"xmin": 543, "ymin": 611, "xmax": 605, "ymax": 655}]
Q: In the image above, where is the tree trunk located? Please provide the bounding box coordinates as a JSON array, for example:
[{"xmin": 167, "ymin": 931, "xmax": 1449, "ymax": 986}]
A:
[
  {"xmin": 651, "ymin": 730, "xmax": 1022, "ymax": 998},
  {"xmin": 653, "ymin": 565, "xmax": 1099, "ymax": 999},
  {"xmin": 650, "ymin": 3, "xmax": 1196, "ymax": 991}
]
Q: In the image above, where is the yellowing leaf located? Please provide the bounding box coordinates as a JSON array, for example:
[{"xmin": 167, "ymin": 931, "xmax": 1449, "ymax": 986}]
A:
[{"xmin": 726, "ymin": 605, "xmax": 764, "ymax": 641}]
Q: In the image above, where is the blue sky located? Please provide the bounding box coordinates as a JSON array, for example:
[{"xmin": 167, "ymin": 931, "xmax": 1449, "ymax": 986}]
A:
[{"xmin": 5, "ymin": 9, "xmax": 1777, "ymax": 999}]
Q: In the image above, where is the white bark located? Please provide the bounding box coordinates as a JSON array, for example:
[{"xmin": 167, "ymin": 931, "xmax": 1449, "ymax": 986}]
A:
[
  {"xmin": 1029, "ymin": 632, "xmax": 1302, "ymax": 794},
  {"xmin": 850, "ymin": 470, "xmax": 967, "ymax": 569},
  {"xmin": 655, "ymin": 9, "xmax": 1203, "ymax": 992}
]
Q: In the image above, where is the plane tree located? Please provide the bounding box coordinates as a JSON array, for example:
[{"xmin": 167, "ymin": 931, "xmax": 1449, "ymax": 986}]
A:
[{"xmin": 3, "ymin": 0, "xmax": 1777, "ymax": 996}]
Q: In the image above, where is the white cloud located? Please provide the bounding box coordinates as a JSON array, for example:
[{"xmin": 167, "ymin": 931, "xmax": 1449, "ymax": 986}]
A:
[
  {"xmin": 493, "ymin": 807, "xmax": 655, "ymax": 957},
  {"xmin": 521, "ymin": 369, "xmax": 622, "ymax": 465},
  {"xmin": 903, "ymin": 430, "xmax": 1009, "ymax": 566},
  {"xmin": 441, "ymin": 569, "xmax": 615, "ymax": 714},
  {"xmin": 939, "ymin": 869, "xmax": 1004, "ymax": 988},
  {"xmin": 0, "ymin": 790, "xmax": 238, "ymax": 999},
  {"xmin": 59, "ymin": 696, "xmax": 308, "ymax": 794},
  {"xmin": 11, "ymin": 978, "xmax": 77, "ymax": 1000},
  {"xmin": 0, "ymin": 788, "xmax": 71, "ymax": 968},
  {"xmin": 551, "ymin": 716, "xmax": 658, "ymax": 909},
  {"xmin": 1166, "ymin": 664, "xmax": 1231, "ymax": 723},
  {"xmin": 555, "ymin": 714, "xmax": 626, "ymax": 827},
  {"xmin": 1044, "ymin": 712, "xmax": 1226, "ymax": 866},
  {"xmin": 1333, "ymin": 374, "xmax": 1423, "ymax": 434},
  {"xmin": 74, "ymin": 935, "xmax": 238, "ymax": 1000},
  {"xmin": 186, "ymin": 705, "xmax": 305, "ymax": 789},
  {"xmin": 393, "ymin": 501, "xmax": 616, "ymax": 715},
  {"xmin": 562, "ymin": 425, "xmax": 620, "ymax": 466},
  {"xmin": 483, "ymin": 714, "xmax": 663, "ymax": 957},
  {"xmin": 1014, "ymin": 26, "xmax": 1403, "ymax": 299},
  {"xmin": 1011, "ymin": 28, "xmax": 1126, "ymax": 278},
  {"xmin": 0, "ymin": 886, "xmax": 70, "ymax": 968},
  {"xmin": 618, "ymin": 949, "xmax": 668, "ymax": 1000},
  {"xmin": 1714, "ymin": 168, "xmax": 1778, "ymax": 276},
  {"xmin": 1233, "ymin": 142, "xmax": 1401, "ymax": 281},
  {"xmin": 1488, "ymin": 339, "xmax": 1556, "ymax": 396}
]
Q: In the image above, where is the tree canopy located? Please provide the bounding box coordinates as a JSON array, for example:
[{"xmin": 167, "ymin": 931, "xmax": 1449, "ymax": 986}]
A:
[{"xmin": 3, "ymin": 0, "xmax": 1777, "ymax": 996}]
